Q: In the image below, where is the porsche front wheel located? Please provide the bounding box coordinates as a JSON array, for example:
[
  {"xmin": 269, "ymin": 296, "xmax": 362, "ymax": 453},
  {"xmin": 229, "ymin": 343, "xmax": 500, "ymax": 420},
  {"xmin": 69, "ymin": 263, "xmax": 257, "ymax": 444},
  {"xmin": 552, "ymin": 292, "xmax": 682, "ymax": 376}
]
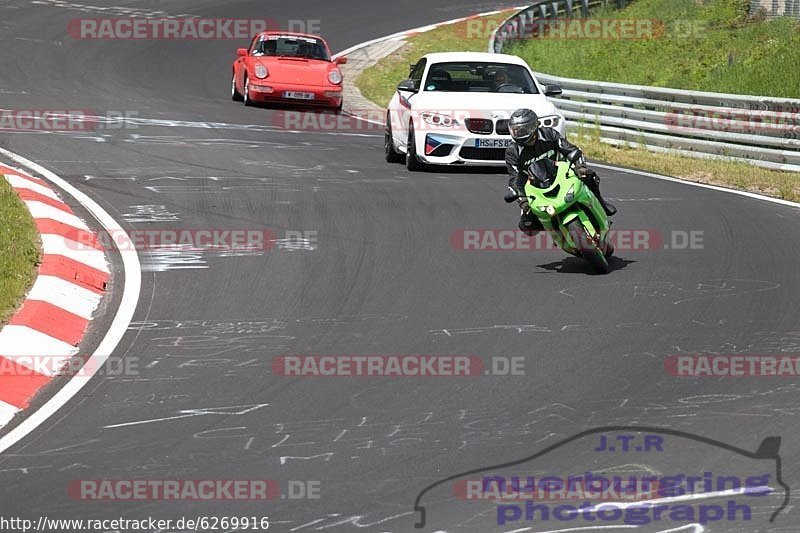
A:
[
  {"xmin": 231, "ymin": 72, "xmax": 243, "ymax": 102},
  {"xmin": 243, "ymin": 74, "xmax": 252, "ymax": 106}
]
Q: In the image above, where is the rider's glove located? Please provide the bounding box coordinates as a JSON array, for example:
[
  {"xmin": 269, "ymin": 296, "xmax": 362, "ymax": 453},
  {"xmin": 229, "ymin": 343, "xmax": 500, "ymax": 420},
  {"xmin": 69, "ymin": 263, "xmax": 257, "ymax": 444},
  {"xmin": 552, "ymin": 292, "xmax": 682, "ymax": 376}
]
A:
[
  {"xmin": 575, "ymin": 165, "xmax": 591, "ymax": 180},
  {"xmin": 513, "ymin": 188, "xmax": 530, "ymax": 213}
]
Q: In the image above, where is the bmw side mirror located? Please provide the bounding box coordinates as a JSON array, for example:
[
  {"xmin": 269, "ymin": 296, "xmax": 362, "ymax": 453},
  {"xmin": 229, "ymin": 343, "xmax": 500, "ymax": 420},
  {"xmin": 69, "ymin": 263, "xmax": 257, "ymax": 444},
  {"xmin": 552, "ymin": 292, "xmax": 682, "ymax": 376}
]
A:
[
  {"xmin": 397, "ymin": 79, "xmax": 418, "ymax": 93},
  {"xmin": 544, "ymin": 84, "xmax": 562, "ymax": 97},
  {"xmin": 504, "ymin": 190, "xmax": 519, "ymax": 203}
]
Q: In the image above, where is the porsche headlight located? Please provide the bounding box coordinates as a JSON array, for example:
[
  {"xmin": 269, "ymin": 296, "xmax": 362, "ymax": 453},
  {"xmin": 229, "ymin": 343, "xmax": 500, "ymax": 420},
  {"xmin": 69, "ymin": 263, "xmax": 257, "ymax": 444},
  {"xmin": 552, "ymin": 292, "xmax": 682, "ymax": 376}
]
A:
[
  {"xmin": 255, "ymin": 65, "xmax": 269, "ymax": 79},
  {"xmin": 328, "ymin": 69, "xmax": 343, "ymax": 85},
  {"xmin": 421, "ymin": 112, "xmax": 457, "ymax": 127}
]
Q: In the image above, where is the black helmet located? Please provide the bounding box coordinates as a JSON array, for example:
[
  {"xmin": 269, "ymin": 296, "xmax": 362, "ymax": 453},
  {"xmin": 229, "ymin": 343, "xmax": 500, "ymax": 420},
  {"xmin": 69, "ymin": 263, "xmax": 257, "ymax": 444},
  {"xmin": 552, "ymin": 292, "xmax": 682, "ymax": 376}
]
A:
[{"xmin": 508, "ymin": 108, "xmax": 540, "ymax": 145}]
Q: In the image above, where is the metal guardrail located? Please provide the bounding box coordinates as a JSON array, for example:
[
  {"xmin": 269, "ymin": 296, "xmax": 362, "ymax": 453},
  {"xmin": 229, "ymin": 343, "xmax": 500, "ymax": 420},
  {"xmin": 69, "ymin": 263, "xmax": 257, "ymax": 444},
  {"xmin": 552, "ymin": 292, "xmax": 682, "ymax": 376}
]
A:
[
  {"xmin": 489, "ymin": 0, "xmax": 800, "ymax": 172},
  {"xmin": 750, "ymin": 0, "xmax": 800, "ymax": 18}
]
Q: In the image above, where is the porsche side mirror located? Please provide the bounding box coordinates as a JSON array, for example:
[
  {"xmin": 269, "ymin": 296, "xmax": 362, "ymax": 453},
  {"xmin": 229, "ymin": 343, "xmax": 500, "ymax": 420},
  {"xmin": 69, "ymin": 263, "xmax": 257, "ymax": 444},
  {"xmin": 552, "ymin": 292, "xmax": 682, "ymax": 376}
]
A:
[
  {"xmin": 335, "ymin": 56, "xmax": 348, "ymax": 65},
  {"xmin": 544, "ymin": 84, "xmax": 563, "ymax": 97},
  {"xmin": 236, "ymin": 48, "xmax": 247, "ymax": 57}
]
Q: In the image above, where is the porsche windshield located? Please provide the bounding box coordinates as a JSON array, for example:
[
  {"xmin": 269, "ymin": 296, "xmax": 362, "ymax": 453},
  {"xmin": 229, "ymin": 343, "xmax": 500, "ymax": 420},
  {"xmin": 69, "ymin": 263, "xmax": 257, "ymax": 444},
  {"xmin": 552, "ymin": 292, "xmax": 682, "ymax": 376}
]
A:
[
  {"xmin": 423, "ymin": 62, "xmax": 539, "ymax": 93},
  {"xmin": 253, "ymin": 36, "xmax": 330, "ymax": 61}
]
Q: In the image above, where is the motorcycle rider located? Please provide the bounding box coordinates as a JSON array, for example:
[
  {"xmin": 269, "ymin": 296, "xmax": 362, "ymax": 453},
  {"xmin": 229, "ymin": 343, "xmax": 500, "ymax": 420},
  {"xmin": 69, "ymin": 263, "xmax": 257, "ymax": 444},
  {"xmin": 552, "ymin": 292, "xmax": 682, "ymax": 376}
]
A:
[{"xmin": 505, "ymin": 108, "xmax": 616, "ymax": 235}]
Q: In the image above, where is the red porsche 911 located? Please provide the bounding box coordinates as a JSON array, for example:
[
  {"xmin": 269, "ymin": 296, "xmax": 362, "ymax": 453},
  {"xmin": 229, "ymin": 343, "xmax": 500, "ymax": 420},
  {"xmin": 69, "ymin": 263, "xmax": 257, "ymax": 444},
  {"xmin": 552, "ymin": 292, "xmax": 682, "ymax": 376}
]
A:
[{"xmin": 231, "ymin": 32, "xmax": 347, "ymax": 110}]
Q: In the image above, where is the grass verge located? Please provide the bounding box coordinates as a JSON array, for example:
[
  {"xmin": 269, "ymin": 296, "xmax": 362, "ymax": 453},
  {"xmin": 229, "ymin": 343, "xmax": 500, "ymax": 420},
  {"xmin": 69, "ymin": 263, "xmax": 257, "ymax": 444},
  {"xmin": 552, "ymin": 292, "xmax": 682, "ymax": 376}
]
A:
[
  {"xmin": 507, "ymin": 0, "xmax": 800, "ymax": 98},
  {"xmin": 355, "ymin": 9, "xmax": 800, "ymax": 203},
  {"xmin": 0, "ymin": 175, "xmax": 40, "ymax": 325}
]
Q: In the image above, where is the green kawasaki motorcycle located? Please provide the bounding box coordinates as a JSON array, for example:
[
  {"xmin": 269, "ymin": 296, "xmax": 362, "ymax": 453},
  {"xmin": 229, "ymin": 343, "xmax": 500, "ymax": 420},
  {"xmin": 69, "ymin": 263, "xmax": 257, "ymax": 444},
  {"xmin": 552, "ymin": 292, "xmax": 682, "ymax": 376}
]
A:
[{"xmin": 505, "ymin": 155, "xmax": 613, "ymax": 274}]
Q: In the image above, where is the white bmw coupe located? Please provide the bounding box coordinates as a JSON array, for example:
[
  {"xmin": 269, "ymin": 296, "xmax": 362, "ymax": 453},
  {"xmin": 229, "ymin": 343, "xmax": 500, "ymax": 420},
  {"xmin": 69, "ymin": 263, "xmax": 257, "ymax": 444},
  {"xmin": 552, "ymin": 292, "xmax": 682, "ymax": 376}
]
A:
[{"xmin": 385, "ymin": 52, "xmax": 565, "ymax": 170}]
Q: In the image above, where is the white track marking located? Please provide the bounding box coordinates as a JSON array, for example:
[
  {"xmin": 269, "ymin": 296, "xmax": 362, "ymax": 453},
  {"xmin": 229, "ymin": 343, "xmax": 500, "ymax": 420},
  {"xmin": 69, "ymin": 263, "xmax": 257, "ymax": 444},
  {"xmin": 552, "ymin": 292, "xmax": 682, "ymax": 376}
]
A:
[
  {"xmin": 46, "ymin": 114, "xmax": 382, "ymax": 138},
  {"xmin": 0, "ymin": 149, "xmax": 141, "ymax": 454},
  {"xmin": 0, "ymin": 401, "xmax": 21, "ymax": 428},
  {"xmin": 39, "ymin": 234, "xmax": 110, "ymax": 273},
  {"xmin": 26, "ymin": 275, "xmax": 102, "ymax": 320}
]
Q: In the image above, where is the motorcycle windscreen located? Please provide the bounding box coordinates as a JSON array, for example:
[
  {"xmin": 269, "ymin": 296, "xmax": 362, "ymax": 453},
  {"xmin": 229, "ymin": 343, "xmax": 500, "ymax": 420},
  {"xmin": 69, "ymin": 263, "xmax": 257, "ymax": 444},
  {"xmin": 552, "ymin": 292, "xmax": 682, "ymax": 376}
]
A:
[{"xmin": 527, "ymin": 158, "xmax": 558, "ymax": 189}]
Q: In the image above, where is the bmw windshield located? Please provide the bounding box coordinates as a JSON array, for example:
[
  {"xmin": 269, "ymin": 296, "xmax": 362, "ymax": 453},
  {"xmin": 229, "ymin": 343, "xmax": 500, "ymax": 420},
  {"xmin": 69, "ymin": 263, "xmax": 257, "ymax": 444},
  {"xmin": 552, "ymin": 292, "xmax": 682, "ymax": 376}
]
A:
[{"xmin": 423, "ymin": 62, "xmax": 539, "ymax": 93}]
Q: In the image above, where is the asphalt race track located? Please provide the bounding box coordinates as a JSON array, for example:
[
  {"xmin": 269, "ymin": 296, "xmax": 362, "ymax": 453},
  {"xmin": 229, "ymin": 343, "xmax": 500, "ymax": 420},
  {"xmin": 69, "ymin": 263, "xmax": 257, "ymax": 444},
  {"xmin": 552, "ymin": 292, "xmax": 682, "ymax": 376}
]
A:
[{"xmin": 1, "ymin": 1, "xmax": 800, "ymax": 532}]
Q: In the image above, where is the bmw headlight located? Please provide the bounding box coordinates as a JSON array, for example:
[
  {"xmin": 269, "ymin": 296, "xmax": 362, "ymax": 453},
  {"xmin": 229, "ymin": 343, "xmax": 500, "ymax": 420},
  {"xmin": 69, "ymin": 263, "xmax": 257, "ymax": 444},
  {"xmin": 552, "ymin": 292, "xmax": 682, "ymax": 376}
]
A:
[
  {"xmin": 546, "ymin": 205, "xmax": 556, "ymax": 216},
  {"xmin": 255, "ymin": 65, "xmax": 269, "ymax": 79},
  {"xmin": 328, "ymin": 69, "xmax": 343, "ymax": 85},
  {"xmin": 565, "ymin": 186, "xmax": 575, "ymax": 203},
  {"xmin": 540, "ymin": 115, "xmax": 561, "ymax": 128},
  {"xmin": 421, "ymin": 112, "xmax": 457, "ymax": 127}
]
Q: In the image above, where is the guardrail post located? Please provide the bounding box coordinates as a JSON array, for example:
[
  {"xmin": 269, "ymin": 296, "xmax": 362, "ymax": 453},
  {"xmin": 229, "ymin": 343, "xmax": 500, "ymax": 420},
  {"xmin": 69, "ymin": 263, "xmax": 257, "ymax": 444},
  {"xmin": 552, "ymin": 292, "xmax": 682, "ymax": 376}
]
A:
[
  {"xmin": 580, "ymin": 0, "xmax": 590, "ymax": 16},
  {"xmin": 537, "ymin": 4, "xmax": 549, "ymax": 19},
  {"xmin": 520, "ymin": 10, "xmax": 532, "ymax": 39}
]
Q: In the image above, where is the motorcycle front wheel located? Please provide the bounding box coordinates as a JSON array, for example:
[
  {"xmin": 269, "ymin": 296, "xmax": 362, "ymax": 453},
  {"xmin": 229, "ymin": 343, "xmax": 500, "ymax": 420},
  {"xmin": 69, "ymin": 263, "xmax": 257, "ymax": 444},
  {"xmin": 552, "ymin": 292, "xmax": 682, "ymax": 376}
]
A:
[{"xmin": 566, "ymin": 219, "xmax": 609, "ymax": 274}]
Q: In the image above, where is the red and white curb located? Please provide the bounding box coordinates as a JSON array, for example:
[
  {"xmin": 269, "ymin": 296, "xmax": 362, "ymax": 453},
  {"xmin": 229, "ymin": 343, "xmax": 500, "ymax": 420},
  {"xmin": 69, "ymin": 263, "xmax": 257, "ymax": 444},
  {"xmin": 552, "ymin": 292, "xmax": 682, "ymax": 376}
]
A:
[{"xmin": 0, "ymin": 164, "xmax": 110, "ymax": 428}]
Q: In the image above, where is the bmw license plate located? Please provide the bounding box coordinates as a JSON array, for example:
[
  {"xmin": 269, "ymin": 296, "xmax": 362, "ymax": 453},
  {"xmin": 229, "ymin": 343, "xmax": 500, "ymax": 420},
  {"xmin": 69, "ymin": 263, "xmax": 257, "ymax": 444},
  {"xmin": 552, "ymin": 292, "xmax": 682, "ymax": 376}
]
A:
[
  {"xmin": 475, "ymin": 138, "xmax": 512, "ymax": 148},
  {"xmin": 284, "ymin": 91, "xmax": 315, "ymax": 100}
]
